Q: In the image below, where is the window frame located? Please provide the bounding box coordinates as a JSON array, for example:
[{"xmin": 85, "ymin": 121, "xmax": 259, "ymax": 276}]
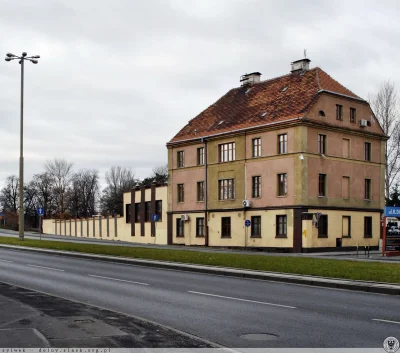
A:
[
  {"xmin": 319, "ymin": 174, "xmax": 326, "ymax": 197},
  {"xmin": 336, "ymin": 104, "xmax": 343, "ymax": 121},
  {"xmin": 364, "ymin": 179, "xmax": 371, "ymax": 200},
  {"xmin": 318, "ymin": 215, "xmax": 328, "ymax": 238},
  {"xmin": 196, "ymin": 217, "xmax": 205, "ymax": 237},
  {"xmin": 218, "ymin": 178, "xmax": 235, "ymax": 200},
  {"xmin": 364, "ymin": 142, "xmax": 371, "ymax": 162},
  {"xmin": 252, "ymin": 176, "xmax": 261, "ymax": 198},
  {"xmin": 155, "ymin": 200, "xmax": 162, "ymax": 221},
  {"xmin": 252, "ymin": 138, "xmax": 261, "ymax": 158},
  {"xmin": 250, "ymin": 216, "xmax": 261, "ymax": 238},
  {"xmin": 197, "ymin": 147, "xmax": 205, "ymax": 165},
  {"xmin": 221, "ymin": 217, "xmax": 231, "ymax": 238},
  {"xmin": 177, "ymin": 183, "xmax": 184, "ymax": 203},
  {"xmin": 197, "ymin": 181, "xmax": 205, "ymax": 202},
  {"xmin": 219, "ymin": 142, "xmax": 236, "ymax": 162},
  {"xmin": 342, "ymin": 176, "xmax": 350, "ymax": 199},
  {"xmin": 278, "ymin": 134, "xmax": 288, "ymax": 154},
  {"xmin": 126, "ymin": 204, "xmax": 131, "ymax": 223},
  {"xmin": 145, "ymin": 201, "xmax": 151, "ymax": 222},
  {"xmin": 364, "ymin": 216, "xmax": 372, "ymax": 238},
  {"xmin": 134, "ymin": 203, "xmax": 140, "ymax": 223},
  {"xmin": 276, "ymin": 215, "xmax": 287, "ymax": 238},
  {"xmin": 277, "ymin": 173, "xmax": 287, "ymax": 196},
  {"xmin": 176, "ymin": 218, "xmax": 184, "ymax": 237},
  {"xmin": 350, "ymin": 107, "xmax": 356, "ymax": 123},
  {"xmin": 177, "ymin": 151, "xmax": 184, "ymax": 168},
  {"xmin": 318, "ymin": 134, "xmax": 326, "ymax": 154}
]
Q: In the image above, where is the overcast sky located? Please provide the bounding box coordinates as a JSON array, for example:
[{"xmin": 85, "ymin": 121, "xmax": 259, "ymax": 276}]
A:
[{"xmin": 0, "ymin": 0, "xmax": 399, "ymax": 188}]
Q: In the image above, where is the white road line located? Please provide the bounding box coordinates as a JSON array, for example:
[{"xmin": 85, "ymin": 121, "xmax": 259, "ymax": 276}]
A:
[
  {"xmin": 372, "ymin": 318, "xmax": 400, "ymax": 325},
  {"xmin": 0, "ymin": 259, "xmax": 12, "ymax": 263},
  {"xmin": 188, "ymin": 290, "xmax": 296, "ymax": 309},
  {"xmin": 88, "ymin": 274, "xmax": 149, "ymax": 286},
  {"xmin": 27, "ymin": 264, "xmax": 65, "ymax": 272}
]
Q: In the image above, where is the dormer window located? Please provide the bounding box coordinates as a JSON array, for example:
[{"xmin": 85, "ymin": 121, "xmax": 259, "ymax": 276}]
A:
[{"xmin": 319, "ymin": 110, "xmax": 326, "ymax": 117}]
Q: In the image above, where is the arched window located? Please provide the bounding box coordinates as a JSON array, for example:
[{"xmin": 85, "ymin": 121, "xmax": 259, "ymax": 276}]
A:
[{"xmin": 319, "ymin": 110, "xmax": 326, "ymax": 117}]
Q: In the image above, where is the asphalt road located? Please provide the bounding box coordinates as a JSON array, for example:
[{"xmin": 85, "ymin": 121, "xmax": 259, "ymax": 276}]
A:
[{"xmin": 0, "ymin": 248, "xmax": 398, "ymax": 348}]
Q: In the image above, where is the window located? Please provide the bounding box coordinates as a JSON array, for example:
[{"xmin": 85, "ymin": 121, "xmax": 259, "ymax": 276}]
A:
[
  {"xmin": 251, "ymin": 216, "xmax": 261, "ymax": 237},
  {"xmin": 219, "ymin": 142, "xmax": 235, "ymax": 162},
  {"xmin": 342, "ymin": 176, "xmax": 350, "ymax": 199},
  {"xmin": 318, "ymin": 215, "xmax": 328, "ymax": 237},
  {"xmin": 336, "ymin": 104, "xmax": 343, "ymax": 121},
  {"xmin": 134, "ymin": 203, "xmax": 140, "ymax": 223},
  {"xmin": 156, "ymin": 200, "xmax": 162, "ymax": 221},
  {"xmin": 364, "ymin": 142, "xmax": 371, "ymax": 161},
  {"xmin": 278, "ymin": 134, "xmax": 287, "ymax": 154},
  {"xmin": 252, "ymin": 138, "xmax": 261, "ymax": 157},
  {"xmin": 197, "ymin": 181, "xmax": 204, "ymax": 202},
  {"xmin": 145, "ymin": 202, "xmax": 151, "ymax": 222},
  {"xmin": 221, "ymin": 217, "xmax": 231, "ymax": 238},
  {"xmin": 176, "ymin": 218, "xmax": 184, "ymax": 237},
  {"xmin": 350, "ymin": 108, "xmax": 356, "ymax": 123},
  {"xmin": 365, "ymin": 179, "xmax": 371, "ymax": 200},
  {"xmin": 252, "ymin": 176, "xmax": 261, "ymax": 198},
  {"xmin": 342, "ymin": 216, "xmax": 351, "ymax": 238},
  {"xmin": 319, "ymin": 110, "xmax": 326, "ymax": 117},
  {"xmin": 318, "ymin": 134, "xmax": 326, "ymax": 154},
  {"xmin": 177, "ymin": 151, "xmax": 184, "ymax": 168},
  {"xmin": 219, "ymin": 179, "xmax": 235, "ymax": 200},
  {"xmin": 277, "ymin": 173, "xmax": 287, "ymax": 196},
  {"xmin": 197, "ymin": 147, "xmax": 204, "ymax": 165},
  {"xmin": 276, "ymin": 215, "xmax": 287, "ymax": 238},
  {"xmin": 319, "ymin": 174, "xmax": 326, "ymax": 197},
  {"xmin": 342, "ymin": 138, "xmax": 350, "ymax": 158},
  {"xmin": 177, "ymin": 184, "xmax": 184, "ymax": 203},
  {"xmin": 196, "ymin": 217, "xmax": 205, "ymax": 237},
  {"xmin": 126, "ymin": 204, "xmax": 131, "ymax": 223},
  {"xmin": 364, "ymin": 217, "xmax": 372, "ymax": 238}
]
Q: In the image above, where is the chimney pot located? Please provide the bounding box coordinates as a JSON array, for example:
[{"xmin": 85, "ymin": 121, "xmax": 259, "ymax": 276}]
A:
[
  {"xmin": 240, "ymin": 72, "xmax": 261, "ymax": 86},
  {"xmin": 291, "ymin": 58, "xmax": 311, "ymax": 73}
]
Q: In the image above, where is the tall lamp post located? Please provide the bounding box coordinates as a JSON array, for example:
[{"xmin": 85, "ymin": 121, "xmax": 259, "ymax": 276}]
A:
[{"xmin": 5, "ymin": 52, "xmax": 40, "ymax": 241}]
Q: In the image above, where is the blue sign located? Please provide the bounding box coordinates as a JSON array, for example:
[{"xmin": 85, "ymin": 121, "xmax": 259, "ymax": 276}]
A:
[
  {"xmin": 37, "ymin": 207, "xmax": 44, "ymax": 216},
  {"xmin": 152, "ymin": 214, "xmax": 159, "ymax": 222},
  {"xmin": 245, "ymin": 219, "xmax": 251, "ymax": 227},
  {"xmin": 384, "ymin": 207, "xmax": 400, "ymax": 217}
]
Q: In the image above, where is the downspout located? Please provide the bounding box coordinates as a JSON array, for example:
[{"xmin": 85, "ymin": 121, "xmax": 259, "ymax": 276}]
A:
[
  {"xmin": 244, "ymin": 131, "xmax": 247, "ymax": 248},
  {"xmin": 204, "ymin": 138, "xmax": 209, "ymax": 246}
]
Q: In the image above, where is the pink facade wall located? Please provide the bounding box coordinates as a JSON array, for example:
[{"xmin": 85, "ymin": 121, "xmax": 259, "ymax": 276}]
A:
[
  {"xmin": 172, "ymin": 143, "xmax": 204, "ymax": 169},
  {"xmin": 246, "ymin": 128, "xmax": 295, "ymax": 158}
]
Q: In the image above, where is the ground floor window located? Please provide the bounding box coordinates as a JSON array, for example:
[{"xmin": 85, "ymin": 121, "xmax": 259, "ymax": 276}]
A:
[
  {"xmin": 251, "ymin": 216, "xmax": 261, "ymax": 237},
  {"xmin": 196, "ymin": 217, "xmax": 205, "ymax": 237},
  {"xmin": 176, "ymin": 218, "xmax": 184, "ymax": 237},
  {"xmin": 221, "ymin": 217, "xmax": 231, "ymax": 238},
  {"xmin": 364, "ymin": 216, "xmax": 372, "ymax": 238},
  {"xmin": 276, "ymin": 215, "xmax": 287, "ymax": 237},
  {"xmin": 318, "ymin": 215, "xmax": 328, "ymax": 238}
]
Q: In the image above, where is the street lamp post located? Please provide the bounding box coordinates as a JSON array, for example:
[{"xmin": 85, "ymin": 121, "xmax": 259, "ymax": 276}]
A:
[{"xmin": 5, "ymin": 52, "xmax": 40, "ymax": 241}]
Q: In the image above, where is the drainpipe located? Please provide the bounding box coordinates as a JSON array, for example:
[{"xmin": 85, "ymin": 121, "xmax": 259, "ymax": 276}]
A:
[
  {"xmin": 244, "ymin": 131, "xmax": 247, "ymax": 248},
  {"xmin": 204, "ymin": 138, "xmax": 209, "ymax": 246}
]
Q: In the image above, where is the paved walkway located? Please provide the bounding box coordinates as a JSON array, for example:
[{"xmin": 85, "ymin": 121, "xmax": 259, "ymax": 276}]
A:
[{"xmin": 0, "ymin": 228, "xmax": 399, "ymax": 263}]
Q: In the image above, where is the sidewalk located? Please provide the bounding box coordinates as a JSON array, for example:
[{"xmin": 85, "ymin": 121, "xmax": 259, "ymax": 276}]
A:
[
  {"xmin": 1, "ymin": 244, "xmax": 399, "ymax": 296},
  {"xmin": 1, "ymin": 229, "xmax": 398, "ymax": 263},
  {"xmin": 0, "ymin": 281, "xmax": 215, "ymax": 348}
]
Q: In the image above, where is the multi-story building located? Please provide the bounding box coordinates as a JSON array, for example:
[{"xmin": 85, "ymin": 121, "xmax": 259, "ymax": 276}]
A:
[{"xmin": 166, "ymin": 59, "xmax": 387, "ymax": 252}]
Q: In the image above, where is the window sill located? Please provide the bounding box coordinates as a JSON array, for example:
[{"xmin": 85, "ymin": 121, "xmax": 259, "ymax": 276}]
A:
[
  {"xmin": 276, "ymin": 195, "xmax": 288, "ymax": 198},
  {"xmin": 250, "ymin": 235, "xmax": 261, "ymax": 238},
  {"xmin": 252, "ymin": 196, "xmax": 261, "ymax": 200},
  {"xmin": 196, "ymin": 235, "xmax": 205, "ymax": 238},
  {"xmin": 342, "ymin": 236, "xmax": 351, "ymax": 239},
  {"xmin": 178, "ymin": 201, "xmax": 185, "ymax": 204},
  {"xmin": 275, "ymin": 235, "xmax": 287, "ymax": 239},
  {"xmin": 196, "ymin": 201, "xmax": 205, "ymax": 203},
  {"xmin": 364, "ymin": 235, "xmax": 373, "ymax": 239},
  {"xmin": 218, "ymin": 199, "xmax": 236, "ymax": 202},
  {"xmin": 318, "ymin": 196, "xmax": 327, "ymax": 198},
  {"xmin": 318, "ymin": 235, "xmax": 328, "ymax": 238},
  {"xmin": 221, "ymin": 236, "xmax": 232, "ymax": 239}
]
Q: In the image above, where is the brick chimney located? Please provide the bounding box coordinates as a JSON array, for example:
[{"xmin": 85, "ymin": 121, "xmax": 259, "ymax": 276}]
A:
[
  {"xmin": 291, "ymin": 58, "xmax": 310, "ymax": 73},
  {"xmin": 240, "ymin": 72, "xmax": 261, "ymax": 86}
]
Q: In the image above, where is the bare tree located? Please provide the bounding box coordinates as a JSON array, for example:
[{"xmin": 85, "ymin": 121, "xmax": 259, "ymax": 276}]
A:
[
  {"xmin": 100, "ymin": 166, "xmax": 137, "ymax": 216},
  {"xmin": 0, "ymin": 175, "xmax": 19, "ymax": 212},
  {"xmin": 140, "ymin": 164, "xmax": 169, "ymax": 186},
  {"xmin": 370, "ymin": 81, "xmax": 400, "ymax": 197},
  {"xmin": 67, "ymin": 169, "xmax": 99, "ymax": 218},
  {"xmin": 31, "ymin": 172, "xmax": 57, "ymax": 218},
  {"xmin": 45, "ymin": 159, "xmax": 73, "ymax": 218}
]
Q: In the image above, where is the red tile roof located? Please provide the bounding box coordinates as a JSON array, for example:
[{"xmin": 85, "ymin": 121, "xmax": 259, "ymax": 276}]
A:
[{"xmin": 168, "ymin": 67, "xmax": 363, "ymax": 144}]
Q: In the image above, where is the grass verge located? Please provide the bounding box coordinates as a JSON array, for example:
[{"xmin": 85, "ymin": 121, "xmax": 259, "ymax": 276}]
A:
[{"xmin": 0, "ymin": 236, "xmax": 399, "ymax": 283}]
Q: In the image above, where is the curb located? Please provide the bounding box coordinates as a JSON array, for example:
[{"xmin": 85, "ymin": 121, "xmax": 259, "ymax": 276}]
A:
[{"xmin": 0, "ymin": 244, "xmax": 399, "ymax": 296}]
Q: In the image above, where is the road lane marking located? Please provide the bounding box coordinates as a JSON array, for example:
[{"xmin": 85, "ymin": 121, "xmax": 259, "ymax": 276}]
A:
[
  {"xmin": 88, "ymin": 274, "xmax": 149, "ymax": 286},
  {"xmin": 188, "ymin": 291, "xmax": 296, "ymax": 309},
  {"xmin": 372, "ymin": 318, "xmax": 400, "ymax": 325},
  {"xmin": 27, "ymin": 264, "xmax": 65, "ymax": 272},
  {"xmin": 0, "ymin": 259, "xmax": 12, "ymax": 263}
]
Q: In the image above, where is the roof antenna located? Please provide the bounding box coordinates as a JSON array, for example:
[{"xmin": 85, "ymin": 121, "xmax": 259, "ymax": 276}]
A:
[{"xmin": 304, "ymin": 49, "xmax": 307, "ymax": 59}]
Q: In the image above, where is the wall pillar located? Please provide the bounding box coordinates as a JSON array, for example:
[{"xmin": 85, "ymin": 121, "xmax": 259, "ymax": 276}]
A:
[
  {"xmin": 151, "ymin": 183, "xmax": 156, "ymax": 237},
  {"xmin": 131, "ymin": 188, "xmax": 136, "ymax": 237},
  {"xmin": 140, "ymin": 186, "xmax": 145, "ymax": 237}
]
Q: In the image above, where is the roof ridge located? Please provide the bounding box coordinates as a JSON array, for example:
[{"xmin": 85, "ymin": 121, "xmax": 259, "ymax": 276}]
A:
[{"xmin": 315, "ymin": 67, "xmax": 322, "ymax": 90}]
